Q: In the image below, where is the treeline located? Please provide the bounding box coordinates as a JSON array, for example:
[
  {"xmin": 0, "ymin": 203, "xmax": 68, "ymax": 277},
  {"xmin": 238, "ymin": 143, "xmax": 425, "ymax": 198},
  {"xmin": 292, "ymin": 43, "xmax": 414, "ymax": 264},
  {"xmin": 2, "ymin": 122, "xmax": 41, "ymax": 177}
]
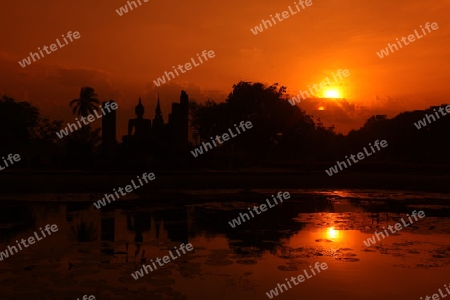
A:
[
  {"xmin": 0, "ymin": 95, "xmax": 100, "ymax": 169},
  {"xmin": 1, "ymin": 81, "xmax": 449, "ymax": 170},
  {"xmin": 189, "ymin": 81, "xmax": 450, "ymax": 169}
]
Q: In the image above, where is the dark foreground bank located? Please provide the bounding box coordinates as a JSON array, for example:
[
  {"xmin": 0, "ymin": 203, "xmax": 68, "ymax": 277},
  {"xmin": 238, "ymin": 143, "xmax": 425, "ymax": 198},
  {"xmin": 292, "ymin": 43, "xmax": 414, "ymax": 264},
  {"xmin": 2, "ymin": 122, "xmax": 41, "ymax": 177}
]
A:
[{"xmin": 0, "ymin": 171, "xmax": 449, "ymax": 194}]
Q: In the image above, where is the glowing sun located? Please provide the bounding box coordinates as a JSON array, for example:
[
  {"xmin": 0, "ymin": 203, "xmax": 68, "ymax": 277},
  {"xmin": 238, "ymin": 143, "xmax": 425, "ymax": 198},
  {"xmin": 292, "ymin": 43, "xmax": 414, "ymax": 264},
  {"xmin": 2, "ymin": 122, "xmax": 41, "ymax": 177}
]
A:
[
  {"xmin": 324, "ymin": 89, "xmax": 340, "ymax": 98},
  {"xmin": 327, "ymin": 227, "xmax": 340, "ymax": 240}
]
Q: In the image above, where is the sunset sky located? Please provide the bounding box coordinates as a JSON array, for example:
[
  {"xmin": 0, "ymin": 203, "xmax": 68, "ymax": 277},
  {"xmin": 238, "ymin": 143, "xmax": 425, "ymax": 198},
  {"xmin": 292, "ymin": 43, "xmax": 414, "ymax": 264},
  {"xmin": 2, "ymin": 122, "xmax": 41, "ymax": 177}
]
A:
[{"xmin": 1, "ymin": 0, "xmax": 449, "ymax": 136}]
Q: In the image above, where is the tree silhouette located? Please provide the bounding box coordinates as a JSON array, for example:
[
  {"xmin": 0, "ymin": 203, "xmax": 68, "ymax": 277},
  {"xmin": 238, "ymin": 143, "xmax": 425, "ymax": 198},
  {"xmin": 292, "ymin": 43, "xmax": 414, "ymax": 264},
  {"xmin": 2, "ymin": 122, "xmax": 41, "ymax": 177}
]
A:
[
  {"xmin": 189, "ymin": 81, "xmax": 316, "ymax": 164},
  {"xmin": 189, "ymin": 99, "xmax": 229, "ymax": 146},
  {"xmin": 69, "ymin": 87, "xmax": 100, "ymax": 117},
  {"xmin": 30, "ymin": 117, "xmax": 64, "ymax": 144},
  {"xmin": 65, "ymin": 88, "xmax": 102, "ymax": 167},
  {"xmin": 0, "ymin": 95, "xmax": 39, "ymax": 149}
]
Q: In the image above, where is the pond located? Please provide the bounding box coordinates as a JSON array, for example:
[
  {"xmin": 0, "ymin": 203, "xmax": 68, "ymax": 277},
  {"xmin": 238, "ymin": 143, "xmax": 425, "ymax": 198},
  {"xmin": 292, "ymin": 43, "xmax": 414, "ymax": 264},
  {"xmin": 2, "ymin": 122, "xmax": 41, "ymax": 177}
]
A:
[{"xmin": 0, "ymin": 189, "xmax": 449, "ymax": 300}]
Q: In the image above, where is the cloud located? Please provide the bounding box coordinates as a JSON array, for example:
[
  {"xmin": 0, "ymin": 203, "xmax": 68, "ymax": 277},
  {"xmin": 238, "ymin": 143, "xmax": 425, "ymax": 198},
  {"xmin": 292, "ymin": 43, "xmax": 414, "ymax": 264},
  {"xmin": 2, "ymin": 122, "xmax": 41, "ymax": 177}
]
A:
[{"xmin": 296, "ymin": 97, "xmax": 404, "ymax": 133}]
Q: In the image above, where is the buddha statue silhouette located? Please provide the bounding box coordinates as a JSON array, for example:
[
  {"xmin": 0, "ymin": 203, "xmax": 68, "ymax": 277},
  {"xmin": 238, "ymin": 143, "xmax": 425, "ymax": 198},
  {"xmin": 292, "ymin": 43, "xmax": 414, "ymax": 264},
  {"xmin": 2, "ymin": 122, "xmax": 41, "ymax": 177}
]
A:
[{"xmin": 127, "ymin": 97, "xmax": 151, "ymax": 141}]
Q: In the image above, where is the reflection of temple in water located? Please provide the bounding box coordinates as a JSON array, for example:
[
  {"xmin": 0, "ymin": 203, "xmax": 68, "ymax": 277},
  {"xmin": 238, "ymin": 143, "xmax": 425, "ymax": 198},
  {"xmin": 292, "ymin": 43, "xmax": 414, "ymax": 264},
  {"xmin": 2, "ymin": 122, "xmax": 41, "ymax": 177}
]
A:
[
  {"xmin": 0, "ymin": 204, "xmax": 36, "ymax": 242},
  {"xmin": 102, "ymin": 91, "xmax": 190, "ymax": 167},
  {"xmin": 64, "ymin": 206, "xmax": 189, "ymax": 245}
]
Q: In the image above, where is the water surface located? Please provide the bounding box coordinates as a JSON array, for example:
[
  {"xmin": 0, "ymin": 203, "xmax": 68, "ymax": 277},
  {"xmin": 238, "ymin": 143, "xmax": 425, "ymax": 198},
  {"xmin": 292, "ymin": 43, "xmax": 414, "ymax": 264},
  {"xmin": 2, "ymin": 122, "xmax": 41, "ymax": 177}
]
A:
[{"xmin": 1, "ymin": 190, "xmax": 449, "ymax": 300}]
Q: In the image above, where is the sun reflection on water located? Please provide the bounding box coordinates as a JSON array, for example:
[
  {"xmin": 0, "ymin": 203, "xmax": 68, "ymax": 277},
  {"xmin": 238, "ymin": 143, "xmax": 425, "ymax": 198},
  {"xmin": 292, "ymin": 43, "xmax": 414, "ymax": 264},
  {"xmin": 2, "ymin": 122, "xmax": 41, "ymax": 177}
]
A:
[{"xmin": 326, "ymin": 227, "xmax": 341, "ymax": 240}]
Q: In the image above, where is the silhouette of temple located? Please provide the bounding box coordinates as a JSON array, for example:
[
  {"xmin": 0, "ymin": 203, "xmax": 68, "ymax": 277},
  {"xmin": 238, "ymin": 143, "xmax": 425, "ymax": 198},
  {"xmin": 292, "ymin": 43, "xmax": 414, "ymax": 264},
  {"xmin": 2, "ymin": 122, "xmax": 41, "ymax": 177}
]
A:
[{"xmin": 115, "ymin": 90, "xmax": 190, "ymax": 166}]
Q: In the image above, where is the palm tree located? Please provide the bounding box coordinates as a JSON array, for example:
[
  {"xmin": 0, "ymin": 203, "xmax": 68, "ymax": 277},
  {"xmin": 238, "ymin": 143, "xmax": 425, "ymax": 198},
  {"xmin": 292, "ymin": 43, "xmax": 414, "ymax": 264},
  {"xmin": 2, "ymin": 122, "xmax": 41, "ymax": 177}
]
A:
[{"xmin": 69, "ymin": 87, "xmax": 100, "ymax": 117}]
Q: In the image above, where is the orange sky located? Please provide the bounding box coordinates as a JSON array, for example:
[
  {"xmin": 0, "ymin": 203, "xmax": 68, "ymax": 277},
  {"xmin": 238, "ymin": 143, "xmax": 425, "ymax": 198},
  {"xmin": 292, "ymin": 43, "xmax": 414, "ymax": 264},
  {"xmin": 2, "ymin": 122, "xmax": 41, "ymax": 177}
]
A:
[{"xmin": 1, "ymin": 0, "xmax": 449, "ymax": 136}]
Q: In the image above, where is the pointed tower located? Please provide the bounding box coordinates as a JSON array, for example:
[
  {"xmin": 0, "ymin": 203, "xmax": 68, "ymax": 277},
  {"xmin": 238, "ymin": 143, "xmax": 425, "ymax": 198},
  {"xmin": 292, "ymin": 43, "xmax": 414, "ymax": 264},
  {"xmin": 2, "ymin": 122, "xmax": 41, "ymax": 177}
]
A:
[
  {"xmin": 168, "ymin": 90, "xmax": 189, "ymax": 153},
  {"xmin": 153, "ymin": 91, "xmax": 164, "ymax": 131},
  {"xmin": 135, "ymin": 97, "xmax": 145, "ymax": 118},
  {"xmin": 156, "ymin": 92, "xmax": 162, "ymax": 115}
]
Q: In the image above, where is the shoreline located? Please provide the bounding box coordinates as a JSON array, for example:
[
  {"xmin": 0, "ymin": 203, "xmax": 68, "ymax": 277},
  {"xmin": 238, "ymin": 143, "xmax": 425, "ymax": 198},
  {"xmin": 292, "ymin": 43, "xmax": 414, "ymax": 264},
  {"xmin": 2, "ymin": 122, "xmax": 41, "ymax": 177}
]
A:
[{"xmin": 1, "ymin": 171, "xmax": 450, "ymax": 193}]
